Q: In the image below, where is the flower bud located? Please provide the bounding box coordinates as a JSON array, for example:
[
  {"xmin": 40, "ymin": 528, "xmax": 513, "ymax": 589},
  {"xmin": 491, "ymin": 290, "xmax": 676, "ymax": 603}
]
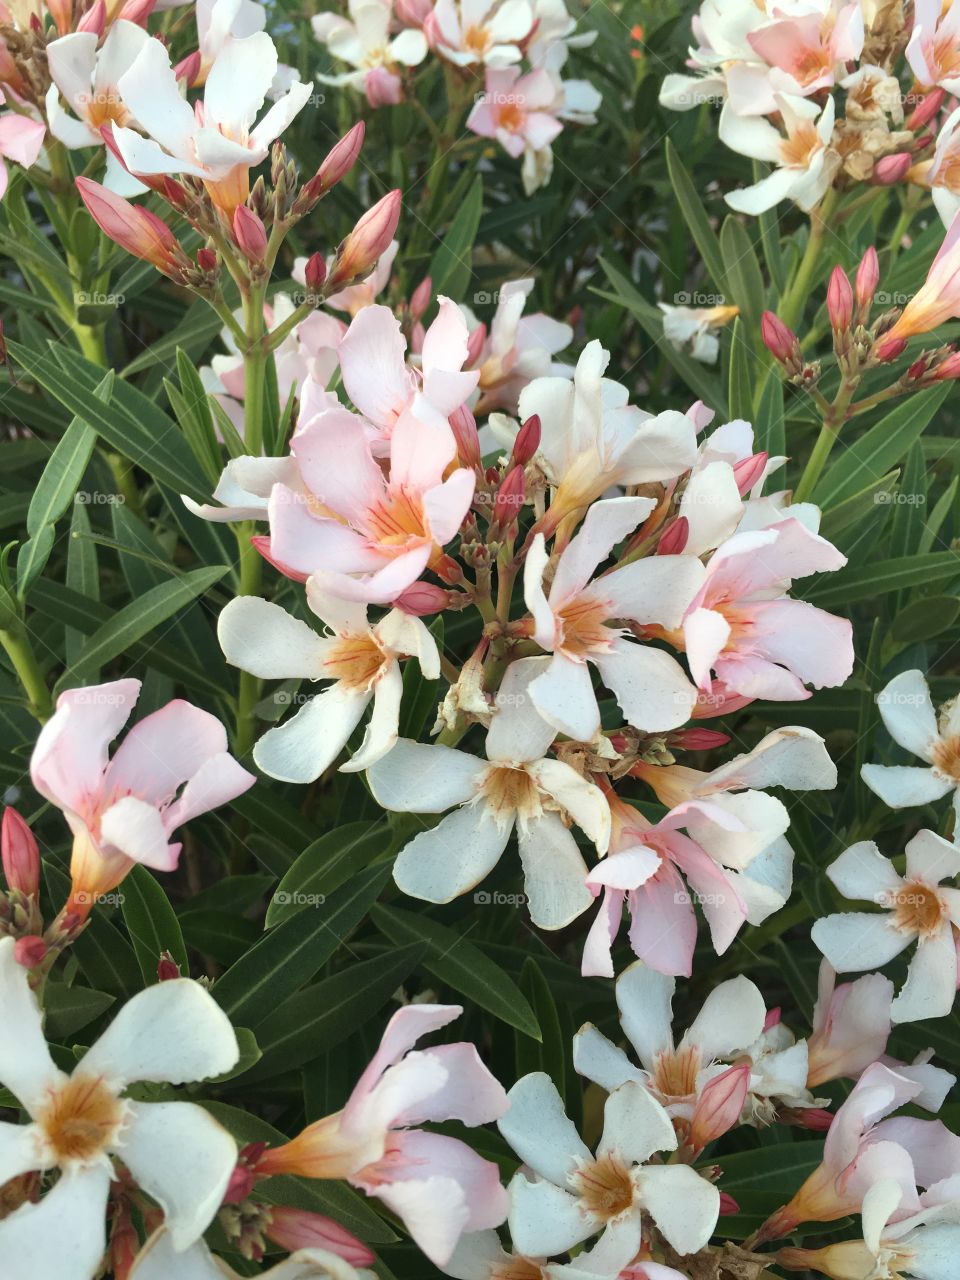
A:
[
  {"xmin": 688, "ymin": 1062, "xmax": 750, "ymax": 1151},
  {"xmin": 2, "ymin": 808, "xmax": 39, "ymax": 897},
  {"xmin": 449, "ymin": 403, "xmax": 481, "ymax": 470},
  {"xmin": 76, "ymin": 0, "xmax": 106, "ymax": 34},
  {"xmin": 718, "ymin": 1192, "xmax": 741, "ymax": 1216},
  {"xmin": 511, "ymin": 414, "xmax": 541, "ymax": 466},
  {"xmin": 410, "ymin": 275, "xmax": 432, "ymax": 320},
  {"xmin": 933, "ymin": 349, "xmax": 960, "ymax": 380},
  {"xmin": 492, "ymin": 465, "xmax": 524, "ymax": 528},
  {"xmin": 465, "ymin": 322, "xmax": 487, "ymax": 366},
  {"xmin": 297, "ymin": 122, "xmax": 366, "ymax": 212},
  {"xmin": 364, "ymin": 66, "xmax": 403, "ymax": 107},
  {"xmin": 196, "ymin": 246, "xmax": 217, "ymax": 274},
  {"xmin": 396, "ymin": 0, "xmax": 432, "ymax": 25},
  {"xmin": 223, "ymin": 1141, "xmax": 269, "ymax": 1204},
  {"xmin": 826, "ymin": 265, "xmax": 853, "ymax": 332},
  {"xmin": 233, "ymin": 205, "xmax": 268, "ymax": 264},
  {"xmin": 873, "ymin": 334, "xmax": 907, "ymax": 361},
  {"xmin": 872, "ymin": 152, "xmax": 912, "ymax": 185},
  {"xmin": 304, "ymin": 250, "xmax": 326, "ymax": 294},
  {"xmin": 656, "ymin": 515, "xmax": 689, "ymax": 555},
  {"xmin": 393, "ymin": 581, "xmax": 451, "ymax": 616},
  {"xmin": 732, "ymin": 451, "xmax": 768, "ymax": 496},
  {"xmin": 266, "ymin": 1208, "xmax": 375, "ymax": 1267},
  {"xmin": 855, "ymin": 246, "xmax": 879, "ymax": 315},
  {"xmin": 14, "ymin": 936, "xmax": 46, "ymax": 969},
  {"xmin": 173, "ymin": 48, "xmax": 202, "ymax": 85},
  {"xmin": 434, "ymin": 553, "xmax": 464, "ymax": 585},
  {"xmin": 761, "ymin": 311, "xmax": 799, "ymax": 365},
  {"xmin": 327, "ymin": 189, "xmax": 402, "ymax": 290},
  {"xmin": 118, "ymin": 0, "xmax": 157, "ymax": 22},
  {"xmin": 906, "ymin": 86, "xmax": 945, "ymax": 131},
  {"xmin": 77, "ymin": 178, "xmax": 191, "ymax": 281},
  {"xmin": 670, "ymin": 727, "xmax": 730, "ymax": 750},
  {"xmin": 157, "ymin": 950, "xmax": 181, "ymax": 981}
]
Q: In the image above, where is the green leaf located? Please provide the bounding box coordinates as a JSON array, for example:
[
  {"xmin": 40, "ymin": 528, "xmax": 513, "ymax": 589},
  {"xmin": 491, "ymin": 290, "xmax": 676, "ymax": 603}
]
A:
[
  {"xmin": 515, "ymin": 957, "xmax": 565, "ymax": 1095},
  {"xmin": 121, "ymin": 865, "xmax": 189, "ymax": 984},
  {"xmin": 818, "ymin": 471, "xmax": 899, "ymax": 542},
  {"xmin": 266, "ymin": 821, "xmax": 390, "ymax": 927},
  {"xmin": 753, "ymin": 369, "xmax": 785, "ymax": 456},
  {"xmin": 727, "ymin": 318, "xmax": 753, "ymax": 421},
  {"xmin": 891, "ymin": 595, "xmax": 960, "ymax": 644},
  {"xmin": 665, "ymin": 138, "xmax": 727, "ymax": 290},
  {"xmin": 715, "ymin": 1140, "xmax": 823, "ymax": 1192},
  {"xmin": 429, "ymin": 176, "xmax": 482, "ymax": 300},
  {"xmin": 44, "ymin": 982, "xmax": 115, "ymax": 1038},
  {"xmin": 213, "ymin": 862, "xmax": 391, "ymax": 1028},
  {"xmin": 719, "ymin": 216, "xmax": 765, "ymax": 334},
  {"xmin": 241, "ymin": 944, "xmax": 425, "ymax": 1083},
  {"xmin": 55, "ymin": 564, "xmax": 227, "ymax": 692},
  {"xmin": 372, "ymin": 903, "xmax": 541, "ymax": 1040},
  {"xmin": 65, "ymin": 499, "xmax": 98, "ymax": 669},
  {"xmin": 813, "ymin": 385, "xmax": 950, "ymax": 508},
  {"xmin": 26, "ymin": 411, "xmax": 100, "ymax": 538},
  {"xmin": 806, "ymin": 552, "xmax": 960, "ymax": 607}
]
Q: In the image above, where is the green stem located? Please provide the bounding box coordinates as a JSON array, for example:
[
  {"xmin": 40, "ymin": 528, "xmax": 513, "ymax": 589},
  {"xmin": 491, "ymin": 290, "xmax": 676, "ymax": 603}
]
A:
[
  {"xmin": 779, "ymin": 191, "xmax": 836, "ymax": 332},
  {"xmin": 0, "ymin": 623, "xmax": 53, "ymax": 722}
]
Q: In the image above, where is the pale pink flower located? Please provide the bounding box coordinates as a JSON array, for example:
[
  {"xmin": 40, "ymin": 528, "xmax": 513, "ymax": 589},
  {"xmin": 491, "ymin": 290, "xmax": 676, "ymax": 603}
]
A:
[
  {"xmin": 812, "ymin": 830, "xmax": 960, "ymax": 1024},
  {"xmin": 907, "ymin": 0, "xmax": 960, "ymax": 95},
  {"xmin": 0, "ymin": 110, "xmax": 44, "ymax": 200},
  {"xmin": 918, "ymin": 104, "xmax": 960, "ymax": 228},
  {"xmin": 467, "ymin": 66, "xmax": 563, "ymax": 190},
  {"xmin": 263, "ymin": 403, "xmax": 475, "ymax": 602},
  {"xmin": 862, "ymin": 668, "xmax": 960, "ymax": 822},
  {"xmin": 746, "ymin": 1, "xmax": 864, "ymax": 99},
  {"xmin": 256, "ymin": 1004, "xmax": 509, "ymax": 1268},
  {"xmin": 30, "ymin": 679, "xmax": 254, "ymax": 914},
  {"xmin": 368, "ymin": 658, "xmax": 611, "ymax": 929},
  {"xmin": 522, "ymin": 495, "xmax": 705, "ymax": 742},
  {"xmin": 875, "ymin": 211, "xmax": 960, "ymax": 356},
  {"xmin": 217, "ymin": 580, "xmax": 440, "ymax": 780},
  {"xmin": 429, "ymin": 0, "xmax": 534, "ymax": 67},
  {"xmin": 676, "ymin": 515, "xmax": 853, "ymax": 701},
  {"xmin": 468, "ymin": 278, "xmax": 572, "ymax": 414},
  {"xmin": 806, "ymin": 962, "xmax": 895, "ymax": 1088},
  {"xmin": 720, "ymin": 92, "xmax": 839, "ymax": 214},
  {"xmin": 312, "ymin": 0, "xmax": 427, "ymax": 106}
]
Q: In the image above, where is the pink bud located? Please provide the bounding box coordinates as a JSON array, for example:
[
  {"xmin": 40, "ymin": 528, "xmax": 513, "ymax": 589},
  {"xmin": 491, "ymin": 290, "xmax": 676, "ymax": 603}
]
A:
[
  {"xmin": 251, "ymin": 534, "xmax": 310, "ymax": 583},
  {"xmin": 657, "ymin": 515, "xmax": 689, "ymax": 555},
  {"xmin": 76, "ymin": 0, "xmax": 105, "ymax": 34},
  {"xmin": 267, "ymin": 1208, "xmax": 375, "ymax": 1267},
  {"xmin": 157, "ymin": 950, "xmax": 181, "ymax": 981},
  {"xmin": 492, "ymin": 465, "xmax": 525, "ymax": 527},
  {"xmin": 933, "ymin": 350, "xmax": 960, "ymax": 380},
  {"xmin": 222, "ymin": 1141, "xmax": 269, "ymax": 1204},
  {"xmin": 302, "ymin": 122, "xmax": 365, "ymax": 207},
  {"xmin": 908, "ymin": 355, "xmax": 929, "ymax": 380},
  {"xmin": 671, "ymin": 727, "xmax": 730, "ymax": 750},
  {"xmin": 76, "ymin": 177, "xmax": 189, "ymax": 280},
  {"xmin": 826, "ymin": 265, "xmax": 853, "ymax": 332},
  {"xmin": 855, "ymin": 246, "xmax": 879, "ymax": 314},
  {"xmin": 364, "ymin": 66, "xmax": 403, "ymax": 107},
  {"xmin": 410, "ymin": 275, "xmax": 432, "ymax": 320},
  {"xmin": 393, "ymin": 581, "xmax": 450, "ymax": 616},
  {"xmin": 117, "ymin": 0, "xmax": 157, "ymax": 23},
  {"xmin": 793, "ymin": 1107, "xmax": 835, "ymax": 1131},
  {"xmin": 173, "ymin": 49, "xmax": 202, "ymax": 86},
  {"xmin": 689, "ymin": 1062, "xmax": 750, "ymax": 1150},
  {"xmin": 874, "ymin": 335, "xmax": 908, "ymax": 361},
  {"xmin": 232, "ymin": 205, "xmax": 268, "ymax": 263},
  {"xmin": 304, "ymin": 250, "xmax": 326, "ymax": 293},
  {"xmin": 396, "ymin": 0, "xmax": 432, "ymax": 25},
  {"xmin": 718, "ymin": 1192, "xmax": 741, "ymax": 1216},
  {"xmin": 2, "ymin": 808, "xmax": 39, "ymax": 897},
  {"xmin": 197, "ymin": 246, "xmax": 217, "ymax": 273},
  {"xmin": 906, "ymin": 86, "xmax": 945, "ymax": 130},
  {"xmin": 465, "ymin": 320, "xmax": 487, "ymax": 366},
  {"xmin": 449, "ymin": 403, "xmax": 481, "ymax": 470},
  {"xmin": 14, "ymin": 936, "xmax": 46, "ymax": 969},
  {"xmin": 760, "ymin": 311, "xmax": 798, "ymax": 364},
  {"xmin": 763, "ymin": 1006, "xmax": 782, "ymax": 1031},
  {"xmin": 732, "ymin": 451, "xmax": 768, "ymax": 496},
  {"xmin": 872, "ymin": 152, "xmax": 912, "ymax": 185},
  {"xmin": 328, "ymin": 189, "xmax": 401, "ymax": 290},
  {"xmin": 511, "ymin": 414, "xmax": 541, "ymax": 466}
]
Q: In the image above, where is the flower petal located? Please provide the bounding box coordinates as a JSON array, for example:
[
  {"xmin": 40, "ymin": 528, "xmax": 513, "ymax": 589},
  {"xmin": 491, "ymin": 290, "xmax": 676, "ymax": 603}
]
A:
[
  {"xmin": 0, "ymin": 1166, "xmax": 110, "ymax": 1280},
  {"xmin": 393, "ymin": 801, "xmax": 511, "ymax": 904},
  {"xmin": 499, "ymin": 1071, "xmax": 591, "ymax": 1184}
]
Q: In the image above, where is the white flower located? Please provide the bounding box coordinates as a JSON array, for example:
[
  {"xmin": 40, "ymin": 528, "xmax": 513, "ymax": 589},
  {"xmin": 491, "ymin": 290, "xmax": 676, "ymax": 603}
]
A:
[
  {"xmin": 522, "ymin": 495, "xmax": 704, "ymax": 742},
  {"xmin": 658, "ymin": 302, "xmax": 739, "ymax": 364},
  {"xmin": 0, "ymin": 937, "xmax": 239, "ymax": 1280},
  {"xmin": 430, "ymin": 0, "xmax": 535, "ymax": 67},
  {"xmin": 312, "ymin": 0, "xmax": 428, "ymax": 97},
  {"xmin": 720, "ymin": 92, "xmax": 839, "ymax": 214},
  {"xmin": 861, "ymin": 669, "xmax": 960, "ymax": 823},
  {"xmin": 367, "ymin": 657, "xmax": 610, "ymax": 929},
  {"xmin": 130, "ymin": 1227, "xmax": 374, "ymax": 1279},
  {"xmin": 812, "ymin": 830, "xmax": 960, "ymax": 1024},
  {"xmin": 498, "ymin": 1072, "xmax": 719, "ymax": 1270},
  {"xmin": 218, "ymin": 579, "xmax": 440, "ymax": 781}
]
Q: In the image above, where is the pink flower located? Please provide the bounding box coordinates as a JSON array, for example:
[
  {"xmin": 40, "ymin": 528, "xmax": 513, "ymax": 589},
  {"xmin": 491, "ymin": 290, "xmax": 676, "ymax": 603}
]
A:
[
  {"xmin": 747, "ymin": 2, "xmax": 864, "ymax": 98},
  {"xmin": 255, "ymin": 1004, "xmax": 509, "ymax": 1267},
  {"xmin": 806, "ymin": 962, "xmax": 894, "ymax": 1088},
  {"xmin": 263, "ymin": 403, "xmax": 476, "ymax": 602},
  {"xmin": 907, "ymin": 0, "xmax": 960, "ymax": 95},
  {"xmin": 676, "ymin": 515, "xmax": 853, "ymax": 701},
  {"xmin": 875, "ymin": 211, "xmax": 960, "ymax": 356},
  {"xmin": 467, "ymin": 66, "xmax": 562, "ymax": 180},
  {"xmin": 469, "ymin": 278, "xmax": 572, "ymax": 414},
  {"xmin": 30, "ymin": 679, "xmax": 254, "ymax": 915},
  {"xmin": 0, "ymin": 111, "xmax": 44, "ymax": 200}
]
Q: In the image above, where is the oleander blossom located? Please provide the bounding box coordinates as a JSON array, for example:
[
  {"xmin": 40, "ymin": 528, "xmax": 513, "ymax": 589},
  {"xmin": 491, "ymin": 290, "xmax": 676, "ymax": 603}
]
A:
[
  {"xmin": 29, "ymin": 678, "xmax": 254, "ymax": 916},
  {"xmin": 129, "ymin": 1227, "xmax": 374, "ymax": 1279},
  {"xmin": 0, "ymin": 937, "xmax": 239, "ymax": 1280}
]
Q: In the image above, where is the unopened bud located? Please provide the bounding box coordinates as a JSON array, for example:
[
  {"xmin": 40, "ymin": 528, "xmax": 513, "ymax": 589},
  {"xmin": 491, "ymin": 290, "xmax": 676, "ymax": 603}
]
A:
[
  {"xmin": 732, "ymin": 451, "xmax": 767, "ymax": 496},
  {"xmin": 118, "ymin": 0, "xmax": 156, "ymax": 21},
  {"xmin": 233, "ymin": 205, "xmax": 267, "ymax": 263},
  {"xmin": 718, "ymin": 1192, "xmax": 741, "ymax": 1216},
  {"xmin": 157, "ymin": 950, "xmax": 181, "ymax": 981},
  {"xmin": 933, "ymin": 350, "xmax": 960, "ymax": 380},
  {"xmin": 492, "ymin": 465, "xmax": 525, "ymax": 528},
  {"xmin": 826, "ymin": 265, "xmax": 853, "ymax": 332},
  {"xmin": 197, "ymin": 246, "xmax": 217, "ymax": 274},
  {"xmin": 77, "ymin": 177, "xmax": 191, "ymax": 281},
  {"xmin": 872, "ymin": 153, "xmax": 912, "ymax": 185},
  {"xmin": 874, "ymin": 335, "xmax": 907, "ymax": 361},
  {"xmin": 328, "ymin": 189, "xmax": 401, "ymax": 290},
  {"xmin": 297, "ymin": 122, "xmax": 366, "ymax": 214},
  {"xmin": 449, "ymin": 403, "xmax": 481, "ymax": 470},
  {"xmin": 761, "ymin": 311, "xmax": 799, "ymax": 365},
  {"xmin": 77, "ymin": 0, "xmax": 106, "ymax": 33},
  {"xmin": 670, "ymin": 727, "xmax": 730, "ymax": 750},
  {"xmin": 303, "ymin": 251, "xmax": 326, "ymax": 295},
  {"xmin": 173, "ymin": 49, "xmax": 202, "ymax": 85},
  {"xmin": 657, "ymin": 515, "xmax": 689, "ymax": 555},
  {"xmin": 465, "ymin": 321, "xmax": 486, "ymax": 366},
  {"xmin": 393, "ymin": 581, "xmax": 450, "ymax": 616},
  {"xmin": 410, "ymin": 275, "xmax": 432, "ymax": 320},
  {"xmin": 791, "ymin": 1106, "xmax": 835, "ymax": 1131},
  {"xmin": 906, "ymin": 87, "xmax": 945, "ymax": 131},
  {"xmin": 14, "ymin": 936, "xmax": 46, "ymax": 968},
  {"xmin": 223, "ymin": 1141, "xmax": 268, "ymax": 1203},
  {"xmin": 2, "ymin": 808, "xmax": 39, "ymax": 897},
  {"xmin": 266, "ymin": 1208, "xmax": 375, "ymax": 1267},
  {"xmin": 855, "ymin": 246, "xmax": 879, "ymax": 316},
  {"xmin": 688, "ymin": 1063, "xmax": 750, "ymax": 1151},
  {"xmin": 511, "ymin": 414, "xmax": 541, "ymax": 466},
  {"xmin": 435, "ymin": 554, "xmax": 464, "ymax": 585},
  {"xmin": 907, "ymin": 355, "xmax": 929, "ymax": 380}
]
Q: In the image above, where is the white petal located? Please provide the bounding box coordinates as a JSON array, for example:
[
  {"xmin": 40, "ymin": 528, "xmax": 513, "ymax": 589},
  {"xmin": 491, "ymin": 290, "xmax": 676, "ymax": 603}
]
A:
[
  {"xmin": 80, "ymin": 978, "xmax": 238, "ymax": 1087},
  {"xmin": 615, "ymin": 961, "xmax": 675, "ymax": 1070},
  {"xmin": 100, "ymin": 795, "xmax": 176, "ymax": 871},
  {"xmin": 218, "ymin": 597, "xmax": 330, "ymax": 679},
  {"xmin": 392, "ymin": 801, "xmax": 511, "ymax": 905},
  {"xmin": 340, "ymin": 661, "xmax": 403, "ymax": 772},
  {"xmin": 498, "ymin": 1071, "xmax": 591, "ymax": 1184},
  {"xmin": 528, "ymin": 653, "xmax": 600, "ymax": 743},
  {"xmin": 517, "ymin": 812, "xmax": 593, "ymax": 929},
  {"xmin": 254, "ymin": 686, "xmax": 370, "ymax": 783},
  {"xmin": 0, "ymin": 1166, "xmax": 110, "ymax": 1280},
  {"xmin": 507, "ymin": 1171, "xmax": 594, "ymax": 1258},
  {"xmin": 826, "ymin": 841, "xmax": 902, "ymax": 904},
  {"xmin": 599, "ymin": 554, "xmax": 706, "ymax": 627},
  {"xmin": 598, "ymin": 1080, "xmax": 676, "ymax": 1164},
  {"xmin": 528, "ymin": 758, "xmax": 610, "ymax": 848},
  {"xmin": 594, "ymin": 641, "xmax": 698, "ymax": 732},
  {"xmin": 861, "ymin": 764, "xmax": 952, "ymax": 809},
  {"xmin": 117, "ymin": 1101, "xmax": 237, "ymax": 1250},
  {"xmin": 0, "ymin": 937, "xmax": 63, "ymax": 1112},
  {"xmin": 811, "ymin": 913, "xmax": 912, "ymax": 971},
  {"xmin": 551, "ymin": 496, "xmax": 655, "ymax": 603},
  {"xmin": 635, "ymin": 1164, "xmax": 719, "ymax": 1254},
  {"xmin": 368, "ymin": 739, "xmax": 485, "ymax": 811},
  {"xmin": 681, "ymin": 975, "xmax": 766, "ymax": 1059},
  {"xmin": 485, "ymin": 656, "xmax": 557, "ymax": 764},
  {"xmin": 572, "ymin": 1024, "xmax": 644, "ymax": 1092},
  {"xmin": 876, "ymin": 670, "xmax": 938, "ymax": 759},
  {"xmin": 905, "ymin": 829, "xmax": 960, "ymax": 885},
  {"xmin": 891, "ymin": 928, "xmax": 958, "ymax": 1024},
  {"xmin": 0, "ymin": 1121, "xmax": 45, "ymax": 1184}
]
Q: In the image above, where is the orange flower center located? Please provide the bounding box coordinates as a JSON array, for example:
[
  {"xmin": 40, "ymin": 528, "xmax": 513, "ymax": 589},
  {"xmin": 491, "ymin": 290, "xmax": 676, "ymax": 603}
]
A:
[
  {"xmin": 481, "ymin": 764, "xmax": 542, "ymax": 826},
  {"xmin": 499, "ymin": 101, "xmax": 524, "ymax": 131},
  {"xmin": 779, "ymin": 121, "xmax": 821, "ymax": 168},
  {"xmin": 889, "ymin": 880, "xmax": 946, "ymax": 938},
  {"xmin": 651, "ymin": 1044, "xmax": 701, "ymax": 1103},
  {"xmin": 571, "ymin": 1153, "xmax": 635, "ymax": 1220},
  {"xmin": 931, "ymin": 734, "xmax": 960, "ymax": 782},
  {"xmin": 464, "ymin": 23, "xmax": 491, "ymax": 55},
  {"xmin": 556, "ymin": 595, "xmax": 613, "ymax": 659},
  {"xmin": 325, "ymin": 633, "xmax": 387, "ymax": 691},
  {"xmin": 365, "ymin": 486, "xmax": 429, "ymax": 549},
  {"xmin": 38, "ymin": 1074, "xmax": 125, "ymax": 1164},
  {"xmin": 493, "ymin": 1261, "xmax": 545, "ymax": 1280}
]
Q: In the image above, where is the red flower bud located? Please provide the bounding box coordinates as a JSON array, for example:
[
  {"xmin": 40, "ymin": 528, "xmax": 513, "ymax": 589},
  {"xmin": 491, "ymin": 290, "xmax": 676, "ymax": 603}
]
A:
[
  {"xmin": 718, "ymin": 1192, "xmax": 741, "ymax": 1216},
  {"xmin": 232, "ymin": 205, "xmax": 268, "ymax": 263},
  {"xmin": 826, "ymin": 265, "xmax": 853, "ymax": 332},
  {"xmin": 14, "ymin": 936, "xmax": 46, "ymax": 969},
  {"xmin": 465, "ymin": 320, "xmax": 487, "ymax": 366},
  {"xmin": 196, "ymin": 246, "xmax": 217, "ymax": 273},
  {"xmin": 2, "ymin": 807, "xmax": 39, "ymax": 897},
  {"xmin": 393, "ymin": 581, "xmax": 450, "ymax": 616},
  {"xmin": 657, "ymin": 515, "xmax": 689, "ymax": 555},
  {"xmin": 906, "ymin": 86, "xmax": 945, "ymax": 130},
  {"xmin": 511, "ymin": 414, "xmax": 541, "ymax": 466},
  {"xmin": 266, "ymin": 1207, "xmax": 375, "ymax": 1267},
  {"xmin": 874, "ymin": 335, "xmax": 908, "ymax": 361},
  {"xmin": 933, "ymin": 350, "xmax": 960, "ymax": 380},
  {"xmin": 304, "ymin": 250, "xmax": 327, "ymax": 293},
  {"xmin": 670, "ymin": 727, "xmax": 730, "ymax": 750},
  {"xmin": 173, "ymin": 48, "xmax": 202, "ymax": 85},
  {"xmin": 492, "ymin": 465, "xmax": 525, "ymax": 527},
  {"xmin": 118, "ymin": 0, "xmax": 157, "ymax": 22},
  {"xmin": 855, "ymin": 246, "xmax": 879, "ymax": 315},
  {"xmin": 77, "ymin": 177, "xmax": 190, "ymax": 280},
  {"xmin": 871, "ymin": 153, "xmax": 912, "ymax": 185},
  {"xmin": 761, "ymin": 311, "xmax": 798, "ymax": 364},
  {"xmin": 449, "ymin": 403, "xmax": 481, "ymax": 470},
  {"xmin": 157, "ymin": 950, "xmax": 181, "ymax": 981}
]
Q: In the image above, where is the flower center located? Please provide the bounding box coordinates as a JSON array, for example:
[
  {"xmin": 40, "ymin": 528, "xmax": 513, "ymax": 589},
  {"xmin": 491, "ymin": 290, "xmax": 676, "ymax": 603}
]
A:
[
  {"xmin": 38, "ymin": 1074, "xmax": 125, "ymax": 1165},
  {"xmin": 571, "ymin": 1153, "xmax": 635, "ymax": 1220},
  {"xmin": 651, "ymin": 1044, "xmax": 702, "ymax": 1103},
  {"xmin": 324, "ymin": 633, "xmax": 387, "ymax": 691},
  {"xmin": 888, "ymin": 880, "xmax": 946, "ymax": 938},
  {"xmin": 792, "ymin": 45, "xmax": 830, "ymax": 85},
  {"xmin": 480, "ymin": 764, "xmax": 543, "ymax": 827},
  {"xmin": 779, "ymin": 121, "xmax": 820, "ymax": 168},
  {"xmin": 934, "ymin": 33, "xmax": 960, "ymax": 78},
  {"xmin": 556, "ymin": 595, "xmax": 613, "ymax": 659},
  {"xmin": 498, "ymin": 101, "xmax": 524, "ymax": 131},
  {"xmin": 493, "ymin": 1261, "xmax": 544, "ymax": 1280},
  {"xmin": 463, "ymin": 23, "xmax": 491, "ymax": 55},
  {"xmin": 931, "ymin": 734, "xmax": 960, "ymax": 782},
  {"xmin": 365, "ymin": 486, "xmax": 429, "ymax": 549},
  {"xmin": 83, "ymin": 89, "xmax": 130, "ymax": 131}
]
